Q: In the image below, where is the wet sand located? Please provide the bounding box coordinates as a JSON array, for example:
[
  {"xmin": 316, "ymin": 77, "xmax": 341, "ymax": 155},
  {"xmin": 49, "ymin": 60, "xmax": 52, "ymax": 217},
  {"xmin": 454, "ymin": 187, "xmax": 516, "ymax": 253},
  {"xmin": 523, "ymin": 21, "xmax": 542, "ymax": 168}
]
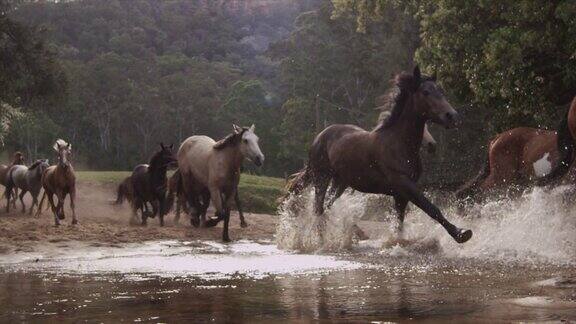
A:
[{"xmin": 0, "ymin": 181, "xmax": 277, "ymax": 254}]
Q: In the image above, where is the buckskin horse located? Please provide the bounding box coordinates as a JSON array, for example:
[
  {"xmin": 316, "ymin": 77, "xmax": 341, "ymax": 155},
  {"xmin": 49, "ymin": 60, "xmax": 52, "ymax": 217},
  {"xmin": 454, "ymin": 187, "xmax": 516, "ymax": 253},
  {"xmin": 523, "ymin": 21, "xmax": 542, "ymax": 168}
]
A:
[
  {"xmin": 130, "ymin": 143, "xmax": 177, "ymax": 226},
  {"xmin": 177, "ymin": 124, "xmax": 264, "ymax": 242},
  {"xmin": 288, "ymin": 66, "xmax": 472, "ymax": 244},
  {"xmin": 456, "ymin": 96, "xmax": 576, "ymax": 201},
  {"xmin": 37, "ymin": 139, "xmax": 77, "ymax": 226}
]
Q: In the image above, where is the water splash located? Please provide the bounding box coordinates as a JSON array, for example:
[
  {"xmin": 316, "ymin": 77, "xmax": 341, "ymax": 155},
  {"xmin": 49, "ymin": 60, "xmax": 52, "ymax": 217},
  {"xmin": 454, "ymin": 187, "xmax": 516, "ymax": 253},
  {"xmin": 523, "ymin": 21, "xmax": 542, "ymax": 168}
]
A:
[
  {"xmin": 276, "ymin": 189, "xmax": 369, "ymax": 252},
  {"xmin": 276, "ymin": 186, "xmax": 576, "ymax": 264}
]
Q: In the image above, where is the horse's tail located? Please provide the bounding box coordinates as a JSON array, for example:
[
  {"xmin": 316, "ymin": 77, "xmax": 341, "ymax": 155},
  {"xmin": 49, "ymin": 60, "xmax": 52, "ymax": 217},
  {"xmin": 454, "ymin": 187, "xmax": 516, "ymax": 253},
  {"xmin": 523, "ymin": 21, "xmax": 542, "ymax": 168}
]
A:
[
  {"xmin": 36, "ymin": 191, "xmax": 46, "ymax": 217},
  {"xmin": 286, "ymin": 164, "xmax": 313, "ymax": 196},
  {"xmin": 537, "ymin": 109, "xmax": 575, "ymax": 186},
  {"xmin": 114, "ymin": 180, "xmax": 128, "ymax": 205},
  {"xmin": 455, "ymin": 146, "xmax": 491, "ymax": 200},
  {"xmin": 165, "ymin": 171, "xmax": 181, "ymax": 214}
]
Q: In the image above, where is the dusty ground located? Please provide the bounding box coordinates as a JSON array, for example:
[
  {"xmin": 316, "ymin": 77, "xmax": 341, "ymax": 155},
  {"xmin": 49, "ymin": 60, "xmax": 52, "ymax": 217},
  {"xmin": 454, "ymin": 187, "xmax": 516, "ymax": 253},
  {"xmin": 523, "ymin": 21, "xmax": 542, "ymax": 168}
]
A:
[{"xmin": 0, "ymin": 181, "xmax": 277, "ymax": 253}]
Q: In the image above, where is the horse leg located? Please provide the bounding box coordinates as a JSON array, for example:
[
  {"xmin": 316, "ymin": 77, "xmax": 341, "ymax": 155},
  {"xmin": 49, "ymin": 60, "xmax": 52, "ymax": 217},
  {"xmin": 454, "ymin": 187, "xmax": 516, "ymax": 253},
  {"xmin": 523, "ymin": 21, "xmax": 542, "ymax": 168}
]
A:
[
  {"xmin": 221, "ymin": 191, "xmax": 233, "ymax": 243},
  {"xmin": 326, "ymin": 179, "xmax": 347, "ymax": 210},
  {"xmin": 392, "ymin": 175, "xmax": 472, "ymax": 243},
  {"xmin": 235, "ymin": 191, "xmax": 247, "ymax": 228},
  {"xmin": 12, "ymin": 188, "xmax": 18, "ymax": 208},
  {"xmin": 56, "ymin": 192, "xmax": 66, "ymax": 221},
  {"xmin": 205, "ymin": 188, "xmax": 225, "ymax": 227},
  {"xmin": 394, "ymin": 196, "xmax": 409, "ymax": 235},
  {"xmin": 5, "ymin": 185, "xmax": 12, "ymax": 213},
  {"xmin": 19, "ymin": 190, "xmax": 26, "ymax": 213},
  {"xmin": 70, "ymin": 189, "xmax": 77, "ymax": 225},
  {"xmin": 141, "ymin": 201, "xmax": 148, "ymax": 226},
  {"xmin": 313, "ymin": 172, "xmax": 330, "ymax": 216},
  {"xmin": 29, "ymin": 191, "xmax": 39, "ymax": 215},
  {"xmin": 158, "ymin": 198, "xmax": 165, "ymax": 227}
]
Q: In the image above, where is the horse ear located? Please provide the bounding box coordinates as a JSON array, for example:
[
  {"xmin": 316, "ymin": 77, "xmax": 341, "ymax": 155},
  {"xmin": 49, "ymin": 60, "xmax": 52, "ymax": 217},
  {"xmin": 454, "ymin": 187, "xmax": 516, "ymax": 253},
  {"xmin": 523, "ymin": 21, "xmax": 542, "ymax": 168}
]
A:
[
  {"xmin": 160, "ymin": 142, "xmax": 165, "ymax": 150},
  {"xmin": 249, "ymin": 124, "xmax": 255, "ymax": 132},
  {"xmin": 169, "ymin": 143, "xmax": 174, "ymax": 150},
  {"xmin": 67, "ymin": 143, "xmax": 71, "ymax": 150},
  {"xmin": 233, "ymin": 124, "xmax": 241, "ymax": 134},
  {"xmin": 53, "ymin": 142, "xmax": 60, "ymax": 152},
  {"xmin": 413, "ymin": 65, "xmax": 422, "ymax": 82}
]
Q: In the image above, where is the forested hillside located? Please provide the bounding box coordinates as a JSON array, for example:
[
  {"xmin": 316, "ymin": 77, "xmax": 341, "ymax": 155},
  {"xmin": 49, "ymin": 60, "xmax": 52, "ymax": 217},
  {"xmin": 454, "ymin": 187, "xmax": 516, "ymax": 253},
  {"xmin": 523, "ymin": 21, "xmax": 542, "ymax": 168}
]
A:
[{"xmin": 6, "ymin": 0, "xmax": 575, "ymax": 183}]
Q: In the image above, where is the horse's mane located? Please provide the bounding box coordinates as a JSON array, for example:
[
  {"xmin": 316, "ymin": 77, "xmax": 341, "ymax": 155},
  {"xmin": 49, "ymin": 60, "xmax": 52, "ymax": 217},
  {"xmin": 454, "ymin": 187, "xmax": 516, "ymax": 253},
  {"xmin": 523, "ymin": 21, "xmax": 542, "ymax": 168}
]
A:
[
  {"xmin": 213, "ymin": 128, "xmax": 247, "ymax": 150},
  {"xmin": 28, "ymin": 160, "xmax": 45, "ymax": 170},
  {"xmin": 53, "ymin": 139, "xmax": 71, "ymax": 151},
  {"xmin": 375, "ymin": 71, "xmax": 433, "ymax": 131}
]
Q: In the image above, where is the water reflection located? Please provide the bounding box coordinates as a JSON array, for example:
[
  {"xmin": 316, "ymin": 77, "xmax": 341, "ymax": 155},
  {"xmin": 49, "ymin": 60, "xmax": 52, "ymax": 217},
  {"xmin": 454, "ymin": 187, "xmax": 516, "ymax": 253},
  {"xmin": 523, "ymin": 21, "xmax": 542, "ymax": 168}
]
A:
[{"xmin": 0, "ymin": 240, "xmax": 575, "ymax": 322}]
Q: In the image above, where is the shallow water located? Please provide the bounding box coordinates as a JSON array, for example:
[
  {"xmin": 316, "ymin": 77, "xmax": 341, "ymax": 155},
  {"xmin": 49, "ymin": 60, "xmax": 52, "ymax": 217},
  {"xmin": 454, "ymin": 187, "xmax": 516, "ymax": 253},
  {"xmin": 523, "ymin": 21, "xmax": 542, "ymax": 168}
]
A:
[
  {"xmin": 2, "ymin": 187, "xmax": 576, "ymax": 322},
  {"xmin": 1, "ymin": 239, "xmax": 576, "ymax": 322}
]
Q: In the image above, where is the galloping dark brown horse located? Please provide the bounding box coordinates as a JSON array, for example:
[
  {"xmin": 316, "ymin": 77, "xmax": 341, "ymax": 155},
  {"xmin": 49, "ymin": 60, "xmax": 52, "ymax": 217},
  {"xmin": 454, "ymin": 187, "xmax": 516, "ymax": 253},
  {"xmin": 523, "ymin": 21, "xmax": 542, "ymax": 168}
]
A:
[
  {"xmin": 131, "ymin": 143, "xmax": 177, "ymax": 226},
  {"xmin": 456, "ymin": 97, "xmax": 576, "ymax": 200},
  {"xmin": 289, "ymin": 66, "xmax": 472, "ymax": 243}
]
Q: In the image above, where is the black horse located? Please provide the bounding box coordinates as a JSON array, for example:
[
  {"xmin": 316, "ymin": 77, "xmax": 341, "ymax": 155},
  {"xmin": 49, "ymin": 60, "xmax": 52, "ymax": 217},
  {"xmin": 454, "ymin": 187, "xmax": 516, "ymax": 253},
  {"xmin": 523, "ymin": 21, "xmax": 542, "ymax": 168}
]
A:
[{"xmin": 131, "ymin": 143, "xmax": 177, "ymax": 226}]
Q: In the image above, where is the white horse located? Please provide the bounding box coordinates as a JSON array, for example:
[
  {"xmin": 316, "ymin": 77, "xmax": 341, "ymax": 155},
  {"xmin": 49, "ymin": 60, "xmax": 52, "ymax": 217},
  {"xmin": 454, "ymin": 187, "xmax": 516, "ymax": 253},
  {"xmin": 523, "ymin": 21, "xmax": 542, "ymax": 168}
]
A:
[{"xmin": 177, "ymin": 124, "xmax": 264, "ymax": 242}]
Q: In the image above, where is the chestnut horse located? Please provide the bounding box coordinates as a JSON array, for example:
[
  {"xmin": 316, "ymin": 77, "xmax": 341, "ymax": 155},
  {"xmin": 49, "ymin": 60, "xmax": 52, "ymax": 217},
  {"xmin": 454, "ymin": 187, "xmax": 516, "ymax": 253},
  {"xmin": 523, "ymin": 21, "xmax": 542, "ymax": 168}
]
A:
[
  {"xmin": 288, "ymin": 66, "xmax": 472, "ymax": 243},
  {"xmin": 456, "ymin": 97, "xmax": 576, "ymax": 200},
  {"xmin": 37, "ymin": 139, "xmax": 77, "ymax": 225},
  {"xmin": 130, "ymin": 143, "xmax": 177, "ymax": 226},
  {"xmin": 177, "ymin": 124, "xmax": 264, "ymax": 242},
  {"xmin": 0, "ymin": 152, "xmax": 25, "ymax": 208}
]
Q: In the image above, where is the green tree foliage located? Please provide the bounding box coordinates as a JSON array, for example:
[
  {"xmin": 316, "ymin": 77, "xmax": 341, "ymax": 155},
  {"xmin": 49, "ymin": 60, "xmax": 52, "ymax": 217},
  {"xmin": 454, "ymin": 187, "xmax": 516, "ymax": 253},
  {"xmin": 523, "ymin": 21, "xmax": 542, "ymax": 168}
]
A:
[
  {"xmin": 10, "ymin": 0, "xmax": 315, "ymax": 172},
  {"xmin": 332, "ymin": 0, "xmax": 576, "ymax": 131},
  {"xmin": 269, "ymin": 2, "xmax": 417, "ymax": 168}
]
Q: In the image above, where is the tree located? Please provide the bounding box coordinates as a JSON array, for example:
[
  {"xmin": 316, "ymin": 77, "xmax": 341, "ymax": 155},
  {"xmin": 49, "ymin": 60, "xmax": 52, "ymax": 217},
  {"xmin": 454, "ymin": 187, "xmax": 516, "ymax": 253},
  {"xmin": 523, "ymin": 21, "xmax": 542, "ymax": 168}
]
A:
[{"xmin": 269, "ymin": 2, "xmax": 416, "ymax": 169}]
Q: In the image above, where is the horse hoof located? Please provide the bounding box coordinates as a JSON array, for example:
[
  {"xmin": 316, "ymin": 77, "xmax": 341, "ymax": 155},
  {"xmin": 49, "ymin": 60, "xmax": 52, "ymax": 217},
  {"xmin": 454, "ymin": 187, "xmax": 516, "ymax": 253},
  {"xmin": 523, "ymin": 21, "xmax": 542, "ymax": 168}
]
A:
[
  {"xmin": 72, "ymin": 219, "xmax": 78, "ymax": 225},
  {"xmin": 191, "ymin": 218, "xmax": 200, "ymax": 228},
  {"xmin": 204, "ymin": 218, "xmax": 220, "ymax": 228},
  {"xmin": 240, "ymin": 222, "xmax": 248, "ymax": 228},
  {"xmin": 453, "ymin": 229, "xmax": 473, "ymax": 243},
  {"xmin": 223, "ymin": 237, "xmax": 231, "ymax": 243},
  {"xmin": 58, "ymin": 215, "xmax": 65, "ymax": 220}
]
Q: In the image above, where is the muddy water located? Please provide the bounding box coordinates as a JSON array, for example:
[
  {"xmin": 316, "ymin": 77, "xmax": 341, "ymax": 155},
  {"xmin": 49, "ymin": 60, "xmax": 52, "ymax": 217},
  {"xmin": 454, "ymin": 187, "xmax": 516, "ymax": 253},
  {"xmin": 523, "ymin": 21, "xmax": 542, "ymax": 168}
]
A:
[{"xmin": 2, "ymin": 186, "xmax": 576, "ymax": 322}]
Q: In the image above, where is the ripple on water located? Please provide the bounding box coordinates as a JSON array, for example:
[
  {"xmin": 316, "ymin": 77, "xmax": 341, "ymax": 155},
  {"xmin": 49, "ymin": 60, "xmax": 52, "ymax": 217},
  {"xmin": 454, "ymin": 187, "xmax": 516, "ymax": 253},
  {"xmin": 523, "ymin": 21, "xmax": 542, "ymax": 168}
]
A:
[{"xmin": 1, "ymin": 240, "xmax": 364, "ymax": 280}]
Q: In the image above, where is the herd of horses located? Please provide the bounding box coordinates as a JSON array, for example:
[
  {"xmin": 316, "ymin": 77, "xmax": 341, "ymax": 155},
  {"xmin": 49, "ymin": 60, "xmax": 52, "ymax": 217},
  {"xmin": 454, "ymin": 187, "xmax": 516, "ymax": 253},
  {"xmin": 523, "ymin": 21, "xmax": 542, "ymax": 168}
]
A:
[{"xmin": 2, "ymin": 66, "xmax": 575, "ymax": 244}]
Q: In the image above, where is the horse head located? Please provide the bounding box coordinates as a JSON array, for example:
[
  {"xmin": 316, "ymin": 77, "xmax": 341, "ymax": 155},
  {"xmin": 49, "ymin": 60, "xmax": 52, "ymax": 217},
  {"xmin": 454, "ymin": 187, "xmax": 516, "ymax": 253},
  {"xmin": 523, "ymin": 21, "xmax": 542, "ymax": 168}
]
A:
[
  {"xmin": 235, "ymin": 124, "xmax": 265, "ymax": 167},
  {"xmin": 53, "ymin": 139, "xmax": 72, "ymax": 168},
  {"xmin": 410, "ymin": 66, "xmax": 459, "ymax": 129},
  {"xmin": 154, "ymin": 143, "xmax": 178, "ymax": 169},
  {"xmin": 13, "ymin": 152, "xmax": 24, "ymax": 165}
]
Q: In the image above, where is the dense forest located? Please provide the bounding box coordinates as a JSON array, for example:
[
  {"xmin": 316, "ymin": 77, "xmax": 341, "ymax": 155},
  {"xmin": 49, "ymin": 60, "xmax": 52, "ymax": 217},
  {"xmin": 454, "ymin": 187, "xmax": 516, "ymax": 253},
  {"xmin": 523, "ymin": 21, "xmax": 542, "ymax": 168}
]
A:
[{"xmin": 2, "ymin": 0, "xmax": 576, "ymax": 183}]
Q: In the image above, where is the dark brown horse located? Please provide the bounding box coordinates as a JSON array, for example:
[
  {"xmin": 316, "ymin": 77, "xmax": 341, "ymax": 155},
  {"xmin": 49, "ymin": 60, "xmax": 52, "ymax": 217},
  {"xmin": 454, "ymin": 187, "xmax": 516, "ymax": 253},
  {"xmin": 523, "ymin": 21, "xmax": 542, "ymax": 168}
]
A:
[
  {"xmin": 37, "ymin": 140, "xmax": 77, "ymax": 225},
  {"xmin": 456, "ymin": 97, "xmax": 576, "ymax": 200},
  {"xmin": 0, "ymin": 152, "xmax": 25, "ymax": 208},
  {"xmin": 131, "ymin": 143, "xmax": 177, "ymax": 226},
  {"xmin": 288, "ymin": 66, "xmax": 472, "ymax": 243}
]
